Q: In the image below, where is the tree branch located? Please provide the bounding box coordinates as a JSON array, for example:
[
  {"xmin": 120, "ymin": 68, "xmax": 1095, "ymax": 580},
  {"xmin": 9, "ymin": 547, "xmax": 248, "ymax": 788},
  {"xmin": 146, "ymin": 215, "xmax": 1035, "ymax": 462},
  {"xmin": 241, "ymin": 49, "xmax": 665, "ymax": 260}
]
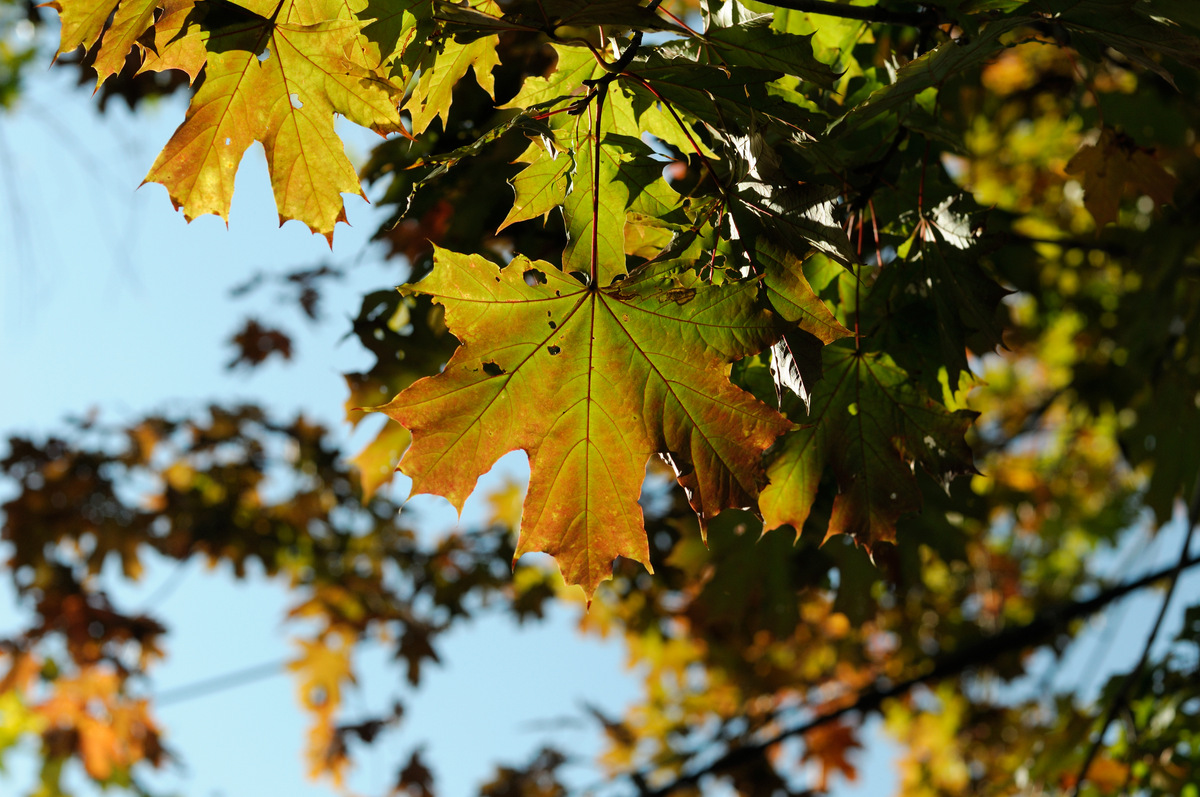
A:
[
  {"xmin": 1070, "ymin": 474, "xmax": 1200, "ymax": 796},
  {"xmin": 636, "ymin": 547, "xmax": 1200, "ymax": 797},
  {"xmin": 751, "ymin": 0, "xmax": 939, "ymax": 27}
]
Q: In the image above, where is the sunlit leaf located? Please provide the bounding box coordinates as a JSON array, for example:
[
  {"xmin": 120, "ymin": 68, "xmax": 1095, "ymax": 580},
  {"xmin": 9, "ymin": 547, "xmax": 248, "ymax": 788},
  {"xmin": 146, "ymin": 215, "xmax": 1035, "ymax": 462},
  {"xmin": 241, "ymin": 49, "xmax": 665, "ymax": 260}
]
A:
[{"xmin": 378, "ymin": 248, "xmax": 791, "ymax": 594}]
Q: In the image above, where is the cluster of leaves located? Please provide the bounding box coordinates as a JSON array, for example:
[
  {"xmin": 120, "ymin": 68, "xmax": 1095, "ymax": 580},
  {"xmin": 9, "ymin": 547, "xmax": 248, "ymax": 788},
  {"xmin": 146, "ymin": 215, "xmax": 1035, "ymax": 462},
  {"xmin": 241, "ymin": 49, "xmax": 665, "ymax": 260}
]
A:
[
  {"xmin": 3, "ymin": 0, "xmax": 1200, "ymax": 794},
  {"xmin": 0, "ymin": 406, "xmax": 559, "ymax": 793}
]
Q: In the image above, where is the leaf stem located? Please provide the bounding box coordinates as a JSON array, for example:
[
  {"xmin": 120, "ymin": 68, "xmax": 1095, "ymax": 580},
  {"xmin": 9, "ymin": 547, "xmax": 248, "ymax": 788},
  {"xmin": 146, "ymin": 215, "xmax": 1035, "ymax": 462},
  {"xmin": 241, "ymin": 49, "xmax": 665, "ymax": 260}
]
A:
[
  {"xmin": 621, "ymin": 74, "xmax": 729, "ymax": 204},
  {"xmin": 590, "ymin": 81, "xmax": 607, "ymax": 287},
  {"xmin": 853, "ymin": 211, "xmax": 863, "ymax": 350}
]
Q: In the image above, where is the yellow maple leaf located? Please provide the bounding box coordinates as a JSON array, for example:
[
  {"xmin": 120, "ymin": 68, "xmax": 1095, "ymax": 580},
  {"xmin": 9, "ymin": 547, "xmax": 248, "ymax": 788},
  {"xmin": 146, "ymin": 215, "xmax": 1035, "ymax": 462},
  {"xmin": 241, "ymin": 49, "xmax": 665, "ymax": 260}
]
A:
[{"xmin": 138, "ymin": 0, "xmax": 404, "ymax": 241}]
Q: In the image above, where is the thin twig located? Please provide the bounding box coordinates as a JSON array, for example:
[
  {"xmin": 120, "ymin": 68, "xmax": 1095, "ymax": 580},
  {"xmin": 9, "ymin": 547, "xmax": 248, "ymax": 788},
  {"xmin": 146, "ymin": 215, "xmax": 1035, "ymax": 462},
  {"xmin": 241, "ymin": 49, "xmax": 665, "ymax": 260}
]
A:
[
  {"xmin": 635, "ymin": 547, "xmax": 1200, "ymax": 796},
  {"xmin": 1069, "ymin": 475, "xmax": 1200, "ymax": 796},
  {"xmin": 156, "ymin": 658, "xmax": 288, "ymax": 707}
]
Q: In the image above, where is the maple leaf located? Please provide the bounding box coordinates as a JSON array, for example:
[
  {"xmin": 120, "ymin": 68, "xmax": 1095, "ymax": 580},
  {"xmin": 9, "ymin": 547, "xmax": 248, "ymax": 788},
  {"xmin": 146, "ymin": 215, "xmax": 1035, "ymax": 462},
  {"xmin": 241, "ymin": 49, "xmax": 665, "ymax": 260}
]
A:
[
  {"xmin": 350, "ymin": 420, "xmax": 410, "ymax": 499},
  {"xmin": 757, "ymin": 240, "xmax": 851, "ymax": 345},
  {"xmin": 140, "ymin": 0, "xmax": 404, "ymax": 241},
  {"xmin": 226, "ymin": 318, "xmax": 293, "ymax": 368},
  {"xmin": 700, "ymin": 0, "xmax": 837, "ymax": 89},
  {"xmin": 47, "ymin": 0, "xmax": 160, "ymax": 84},
  {"xmin": 133, "ymin": 0, "xmax": 225, "ymax": 81},
  {"xmin": 289, "ymin": 630, "xmax": 357, "ymax": 714},
  {"xmin": 756, "ymin": 240, "xmax": 851, "ymax": 409},
  {"xmin": 833, "ymin": 17, "xmax": 1025, "ymax": 133},
  {"xmin": 802, "ymin": 721, "xmax": 861, "ymax": 791},
  {"xmin": 497, "ymin": 140, "xmax": 570, "ymax": 232},
  {"xmin": 396, "ymin": 747, "xmax": 435, "ymax": 796},
  {"xmin": 288, "ymin": 628, "xmax": 358, "ymax": 780},
  {"xmin": 436, "ymin": 0, "xmax": 680, "ymax": 36},
  {"xmin": 402, "ymin": 0, "xmax": 501, "ymax": 134},
  {"xmin": 1066, "ymin": 128, "xmax": 1177, "ymax": 228},
  {"xmin": 35, "ymin": 668, "xmax": 163, "ymax": 781},
  {"xmin": 377, "ymin": 248, "xmax": 791, "ymax": 595},
  {"xmin": 878, "ymin": 198, "xmax": 1009, "ymax": 391},
  {"xmin": 760, "ymin": 345, "xmax": 978, "ymax": 547}
]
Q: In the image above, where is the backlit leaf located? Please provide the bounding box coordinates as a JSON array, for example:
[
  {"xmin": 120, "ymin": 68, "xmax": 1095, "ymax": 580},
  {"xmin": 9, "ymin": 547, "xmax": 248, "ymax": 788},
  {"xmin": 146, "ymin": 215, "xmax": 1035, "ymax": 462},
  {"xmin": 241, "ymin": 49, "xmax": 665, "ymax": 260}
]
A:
[
  {"xmin": 377, "ymin": 248, "xmax": 791, "ymax": 594},
  {"xmin": 761, "ymin": 346, "xmax": 978, "ymax": 547},
  {"xmin": 140, "ymin": 0, "xmax": 404, "ymax": 241},
  {"xmin": 403, "ymin": 0, "xmax": 501, "ymax": 134},
  {"xmin": 497, "ymin": 141, "xmax": 570, "ymax": 232}
]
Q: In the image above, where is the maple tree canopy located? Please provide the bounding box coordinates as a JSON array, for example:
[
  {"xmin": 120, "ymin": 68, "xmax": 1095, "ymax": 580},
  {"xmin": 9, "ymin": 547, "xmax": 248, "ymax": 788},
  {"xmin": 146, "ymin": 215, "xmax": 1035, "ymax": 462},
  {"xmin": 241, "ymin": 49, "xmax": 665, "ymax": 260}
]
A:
[{"xmin": 3, "ymin": 0, "xmax": 1200, "ymax": 794}]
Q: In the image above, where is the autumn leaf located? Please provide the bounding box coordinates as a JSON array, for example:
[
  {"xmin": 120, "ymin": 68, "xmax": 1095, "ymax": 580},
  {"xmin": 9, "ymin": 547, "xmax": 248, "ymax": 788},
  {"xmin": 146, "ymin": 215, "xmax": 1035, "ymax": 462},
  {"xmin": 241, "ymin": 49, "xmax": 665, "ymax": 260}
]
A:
[
  {"xmin": 402, "ymin": 0, "xmax": 501, "ymax": 134},
  {"xmin": 35, "ymin": 668, "xmax": 163, "ymax": 781},
  {"xmin": 377, "ymin": 248, "xmax": 791, "ymax": 594},
  {"xmin": 350, "ymin": 420, "xmax": 410, "ymax": 499},
  {"xmin": 288, "ymin": 628, "xmax": 358, "ymax": 780},
  {"xmin": 132, "ymin": 0, "xmax": 205, "ymax": 81},
  {"xmin": 48, "ymin": 0, "xmax": 152, "ymax": 76},
  {"xmin": 1066, "ymin": 127, "xmax": 1177, "ymax": 228},
  {"xmin": 396, "ymin": 747, "xmax": 435, "ymax": 796},
  {"xmin": 139, "ymin": 0, "xmax": 404, "ymax": 241},
  {"xmin": 226, "ymin": 318, "xmax": 293, "ymax": 368},
  {"xmin": 802, "ymin": 721, "xmax": 861, "ymax": 791},
  {"xmin": 289, "ymin": 630, "xmax": 357, "ymax": 714},
  {"xmin": 46, "ymin": 0, "xmax": 160, "ymax": 84},
  {"xmin": 760, "ymin": 345, "xmax": 978, "ymax": 547}
]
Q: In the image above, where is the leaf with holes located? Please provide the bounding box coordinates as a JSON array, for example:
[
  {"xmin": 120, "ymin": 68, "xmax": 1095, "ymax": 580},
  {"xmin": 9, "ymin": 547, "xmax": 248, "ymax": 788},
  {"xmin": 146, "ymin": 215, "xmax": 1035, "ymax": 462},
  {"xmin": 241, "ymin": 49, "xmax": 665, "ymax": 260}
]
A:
[{"xmin": 376, "ymin": 248, "xmax": 791, "ymax": 595}]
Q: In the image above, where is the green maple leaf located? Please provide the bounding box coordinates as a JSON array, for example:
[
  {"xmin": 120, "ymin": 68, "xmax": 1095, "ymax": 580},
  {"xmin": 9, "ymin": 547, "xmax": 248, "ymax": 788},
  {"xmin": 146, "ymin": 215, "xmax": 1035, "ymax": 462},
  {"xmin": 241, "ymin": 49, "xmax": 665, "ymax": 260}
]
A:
[
  {"xmin": 631, "ymin": 51, "xmax": 818, "ymax": 136},
  {"xmin": 875, "ymin": 199, "xmax": 1009, "ymax": 391},
  {"xmin": 501, "ymin": 43, "xmax": 604, "ymax": 110},
  {"xmin": 140, "ymin": 0, "xmax": 404, "ymax": 241},
  {"xmin": 562, "ymin": 128, "xmax": 630, "ymax": 284},
  {"xmin": 701, "ymin": 0, "xmax": 837, "ymax": 89},
  {"xmin": 497, "ymin": 141, "xmax": 570, "ymax": 232},
  {"xmin": 377, "ymin": 248, "xmax": 791, "ymax": 595},
  {"xmin": 831, "ymin": 16, "xmax": 1024, "ymax": 134},
  {"xmin": 760, "ymin": 345, "xmax": 978, "ymax": 547},
  {"xmin": 557, "ymin": 81, "xmax": 679, "ymax": 284},
  {"xmin": 434, "ymin": 0, "xmax": 681, "ymax": 40}
]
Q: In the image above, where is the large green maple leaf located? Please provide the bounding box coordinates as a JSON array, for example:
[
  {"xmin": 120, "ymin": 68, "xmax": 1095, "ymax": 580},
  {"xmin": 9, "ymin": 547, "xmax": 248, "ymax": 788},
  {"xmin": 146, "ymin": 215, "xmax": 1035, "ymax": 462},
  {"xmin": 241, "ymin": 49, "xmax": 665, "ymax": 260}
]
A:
[
  {"xmin": 377, "ymin": 248, "xmax": 792, "ymax": 595},
  {"xmin": 760, "ymin": 345, "xmax": 978, "ymax": 548}
]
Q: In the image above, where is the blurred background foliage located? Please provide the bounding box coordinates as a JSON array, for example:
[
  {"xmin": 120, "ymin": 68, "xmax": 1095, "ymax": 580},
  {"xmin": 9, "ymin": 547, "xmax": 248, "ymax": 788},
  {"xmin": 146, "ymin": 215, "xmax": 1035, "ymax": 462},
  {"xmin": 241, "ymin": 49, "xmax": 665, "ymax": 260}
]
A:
[{"xmin": 3, "ymin": 0, "xmax": 1200, "ymax": 795}]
